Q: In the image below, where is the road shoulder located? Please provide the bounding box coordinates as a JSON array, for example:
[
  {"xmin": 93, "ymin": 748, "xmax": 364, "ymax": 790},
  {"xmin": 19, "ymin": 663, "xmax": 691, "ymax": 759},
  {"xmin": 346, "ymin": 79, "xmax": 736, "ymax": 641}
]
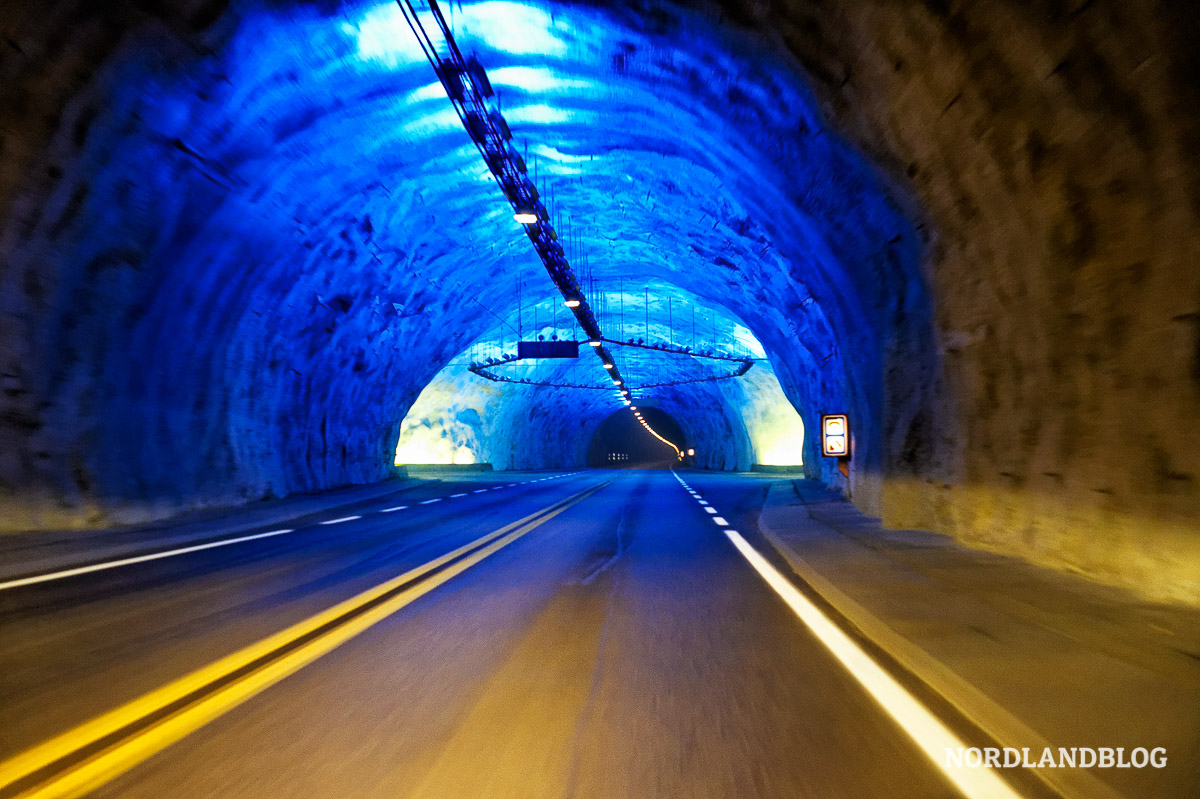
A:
[{"xmin": 758, "ymin": 480, "xmax": 1200, "ymax": 799}]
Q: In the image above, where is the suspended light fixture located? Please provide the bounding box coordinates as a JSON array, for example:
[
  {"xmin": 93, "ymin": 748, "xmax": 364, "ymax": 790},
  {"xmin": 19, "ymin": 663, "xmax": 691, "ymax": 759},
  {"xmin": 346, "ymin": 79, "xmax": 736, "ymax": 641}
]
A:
[
  {"xmin": 514, "ymin": 207, "xmax": 538, "ymax": 224},
  {"xmin": 589, "ymin": 340, "xmax": 601, "ymax": 347},
  {"xmin": 564, "ymin": 297, "xmax": 581, "ymax": 308},
  {"xmin": 604, "ymin": 363, "xmax": 614, "ymax": 370}
]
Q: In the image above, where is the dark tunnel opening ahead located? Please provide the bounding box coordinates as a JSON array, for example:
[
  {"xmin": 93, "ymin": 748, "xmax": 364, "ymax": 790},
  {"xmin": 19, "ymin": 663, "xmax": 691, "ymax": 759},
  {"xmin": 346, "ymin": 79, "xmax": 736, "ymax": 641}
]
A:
[{"xmin": 586, "ymin": 408, "xmax": 688, "ymax": 468}]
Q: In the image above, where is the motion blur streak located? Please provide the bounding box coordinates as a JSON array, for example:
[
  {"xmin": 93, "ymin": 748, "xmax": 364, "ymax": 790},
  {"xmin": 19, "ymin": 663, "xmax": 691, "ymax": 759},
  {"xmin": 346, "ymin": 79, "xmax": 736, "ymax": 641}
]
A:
[
  {"xmin": 0, "ymin": 484, "xmax": 604, "ymax": 799},
  {"xmin": 724, "ymin": 530, "xmax": 1024, "ymax": 799},
  {"xmin": 0, "ymin": 529, "xmax": 295, "ymax": 592}
]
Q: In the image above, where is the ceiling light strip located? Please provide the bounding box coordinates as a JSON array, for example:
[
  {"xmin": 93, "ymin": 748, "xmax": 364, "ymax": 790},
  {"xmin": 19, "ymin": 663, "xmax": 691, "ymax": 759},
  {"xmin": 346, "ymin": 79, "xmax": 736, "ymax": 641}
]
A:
[{"xmin": 397, "ymin": 0, "xmax": 630, "ymax": 394}]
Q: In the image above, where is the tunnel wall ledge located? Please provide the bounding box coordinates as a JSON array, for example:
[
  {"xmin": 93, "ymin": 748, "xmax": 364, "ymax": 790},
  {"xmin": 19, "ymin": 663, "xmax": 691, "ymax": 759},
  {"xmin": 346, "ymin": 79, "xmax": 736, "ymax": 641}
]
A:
[
  {"xmin": 0, "ymin": 467, "xmax": 412, "ymax": 535},
  {"xmin": 875, "ymin": 477, "xmax": 1200, "ymax": 608},
  {"xmin": 401, "ymin": 463, "xmax": 495, "ymax": 473}
]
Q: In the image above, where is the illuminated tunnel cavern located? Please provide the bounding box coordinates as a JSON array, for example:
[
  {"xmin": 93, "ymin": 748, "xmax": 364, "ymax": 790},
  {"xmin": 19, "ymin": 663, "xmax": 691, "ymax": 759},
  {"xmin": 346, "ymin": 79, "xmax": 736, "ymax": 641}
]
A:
[{"xmin": 1, "ymin": 0, "xmax": 1198, "ymax": 604}]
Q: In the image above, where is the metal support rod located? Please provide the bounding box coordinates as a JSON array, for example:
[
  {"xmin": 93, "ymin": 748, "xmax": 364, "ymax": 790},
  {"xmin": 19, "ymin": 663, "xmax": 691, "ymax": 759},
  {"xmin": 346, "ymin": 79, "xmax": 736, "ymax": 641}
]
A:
[{"xmin": 397, "ymin": 0, "xmax": 631, "ymax": 392}]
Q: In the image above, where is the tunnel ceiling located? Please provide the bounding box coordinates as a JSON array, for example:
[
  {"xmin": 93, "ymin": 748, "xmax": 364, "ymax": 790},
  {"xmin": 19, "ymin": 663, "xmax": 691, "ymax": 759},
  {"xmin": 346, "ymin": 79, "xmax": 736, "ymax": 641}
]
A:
[
  {"xmin": 2, "ymin": 0, "xmax": 1198, "ymax": 601},
  {"xmin": 1, "ymin": 0, "xmax": 924, "ymax": 511}
]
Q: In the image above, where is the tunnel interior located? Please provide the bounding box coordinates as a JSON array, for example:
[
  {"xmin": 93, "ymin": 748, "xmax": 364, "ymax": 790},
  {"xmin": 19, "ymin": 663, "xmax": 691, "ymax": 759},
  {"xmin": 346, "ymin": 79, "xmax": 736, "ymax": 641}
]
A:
[
  {"xmin": 2, "ymin": 0, "xmax": 1197, "ymax": 602},
  {"xmin": 392, "ymin": 282, "xmax": 807, "ymax": 471},
  {"xmin": 586, "ymin": 408, "xmax": 687, "ymax": 468},
  {"xmin": 3, "ymin": 0, "xmax": 920, "ymax": 519}
]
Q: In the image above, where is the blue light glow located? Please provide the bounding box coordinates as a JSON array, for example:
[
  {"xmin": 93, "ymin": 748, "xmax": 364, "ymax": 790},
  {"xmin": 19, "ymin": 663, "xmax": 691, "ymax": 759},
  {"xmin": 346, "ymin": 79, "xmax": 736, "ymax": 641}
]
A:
[
  {"xmin": 22, "ymin": 0, "xmax": 926, "ymax": 507},
  {"xmin": 344, "ymin": 1, "xmax": 569, "ymax": 68},
  {"xmin": 488, "ymin": 66, "xmax": 598, "ymax": 94},
  {"xmin": 503, "ymin": 103, "xmax": 581, "ymax": 126},
  {"xmin": 340, "ymin": 3, "xmax": 432, "ymax": 67}
]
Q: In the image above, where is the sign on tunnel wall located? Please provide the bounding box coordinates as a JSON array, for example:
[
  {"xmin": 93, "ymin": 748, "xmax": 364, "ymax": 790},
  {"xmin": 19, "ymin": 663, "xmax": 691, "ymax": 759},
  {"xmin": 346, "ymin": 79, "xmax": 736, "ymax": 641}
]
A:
[
  {"xmin": 821, "ymin": 414, "xmax": 849, "ymax": 457},
  {"xmin": 517, "ymin": 341, "xmax": 579, "ymax": 359}
]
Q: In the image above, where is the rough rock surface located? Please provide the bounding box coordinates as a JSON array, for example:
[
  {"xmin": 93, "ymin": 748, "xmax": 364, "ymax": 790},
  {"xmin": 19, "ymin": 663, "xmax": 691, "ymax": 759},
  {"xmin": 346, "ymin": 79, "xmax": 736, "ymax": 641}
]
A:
[
  {"xmin": 756, "ymin": 0, "xmax": 1200, "ymax": 602},
  {"xmin": 0, "ymin": 0, "xmax": 1196, "ymax": 602},
  {"xmin": 395, "ymin": 317, "xmax": 806, "ymax": 472}
]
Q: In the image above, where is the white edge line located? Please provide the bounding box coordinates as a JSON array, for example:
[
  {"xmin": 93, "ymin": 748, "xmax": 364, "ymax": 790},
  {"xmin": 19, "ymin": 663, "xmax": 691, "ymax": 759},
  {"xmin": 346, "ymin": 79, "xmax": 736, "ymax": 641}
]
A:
[
  {"xmin": 0, "ymin": 528, "xmax": 296, "ymax": 591},
  {"xmin": 724, "ymin": 530, "xmax": 1023, "ymax": 799}
]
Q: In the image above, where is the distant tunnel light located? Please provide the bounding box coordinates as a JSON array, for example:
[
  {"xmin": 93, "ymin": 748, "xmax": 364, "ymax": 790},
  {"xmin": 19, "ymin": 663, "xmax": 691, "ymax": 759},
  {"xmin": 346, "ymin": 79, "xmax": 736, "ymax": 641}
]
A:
[{"xmin": 687, "ymin": 448, "xmax": 695, "ymax": 456}]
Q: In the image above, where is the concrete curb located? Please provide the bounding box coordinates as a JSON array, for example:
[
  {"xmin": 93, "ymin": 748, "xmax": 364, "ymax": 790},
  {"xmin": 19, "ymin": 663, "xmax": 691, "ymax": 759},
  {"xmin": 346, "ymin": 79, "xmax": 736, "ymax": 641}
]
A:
[{"xmin": 758, "ymin": 481, "xmax": 1125, "ymax": 799}]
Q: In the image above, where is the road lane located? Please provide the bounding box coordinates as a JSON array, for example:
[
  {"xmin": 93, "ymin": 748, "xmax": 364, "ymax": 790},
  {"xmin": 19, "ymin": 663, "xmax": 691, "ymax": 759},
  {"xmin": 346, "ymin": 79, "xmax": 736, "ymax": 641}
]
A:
[
  {"xmin": 0, "ymin": 471, "xmax": 593, "ymax": 764},
  {"xmin": 47, "ymin": 470, "xmax": 965, "ymax": 798},
  {"xmin": 0, "ymin": 472, "xmax": 582, "ymax": 592}
]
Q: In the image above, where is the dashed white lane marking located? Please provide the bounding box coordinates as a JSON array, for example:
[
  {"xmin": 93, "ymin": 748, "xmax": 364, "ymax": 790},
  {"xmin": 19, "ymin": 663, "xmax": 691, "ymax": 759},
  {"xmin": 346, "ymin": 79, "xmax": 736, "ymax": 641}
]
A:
[
  {"xmin": 0, "ymin": 472, "xmax": 587, "ymax": 593},
  {"xmin": 0, "ymin": 528, "xmax": 298, "ymax": 591},
  {"xmin": 704, "ymin": 507, "xmax": 718, "ymax": 515},
  {"xmin": 712, "ymin": 517, "xmax": 729, "ymax": 526},
  {"xmin": 450, "ymin": 493, "xmax": 468, "ymax": 498},
  {"xmin": 698, "ymin": 500, "xmax": 709, "ymax": 505},
  {"xmin": 724, "ymin": 530, "xmax": 1024, "ymax": 799},
  {"xmin": 473, "ymin": 489, "xmax": 488, "ymax": 494},
  {"xmin": 320, "ymin": 516, "xmax": 361, "ymax": 526}
]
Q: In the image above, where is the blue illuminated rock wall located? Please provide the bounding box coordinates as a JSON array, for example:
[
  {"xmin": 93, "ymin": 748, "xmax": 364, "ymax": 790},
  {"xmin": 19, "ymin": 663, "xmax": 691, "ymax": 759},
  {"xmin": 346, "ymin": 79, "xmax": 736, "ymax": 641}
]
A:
[
  {"xmin": 4, "ymin": 1, "xmax": 1195, "ymax": 602},
  {"xmin": 395, "ymin": 304, "xmax": 803, "ymax": 471},
  {"xmin": 1, "ymin": 0, "xmax": 920, "ymax": 529}
]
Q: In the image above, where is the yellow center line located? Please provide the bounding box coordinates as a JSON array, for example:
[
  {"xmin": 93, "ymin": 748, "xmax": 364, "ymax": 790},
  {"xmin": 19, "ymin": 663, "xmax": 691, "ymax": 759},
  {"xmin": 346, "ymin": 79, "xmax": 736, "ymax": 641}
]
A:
[{"xmin": 1, "ymin": 481, "xmax": 608, "ymax": 799}]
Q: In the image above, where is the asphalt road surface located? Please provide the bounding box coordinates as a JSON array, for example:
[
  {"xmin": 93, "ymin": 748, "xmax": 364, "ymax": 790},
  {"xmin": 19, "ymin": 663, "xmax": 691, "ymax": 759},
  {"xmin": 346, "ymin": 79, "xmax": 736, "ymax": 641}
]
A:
[{"xmin": 1, "ymin": 469, "xmax": 977, "ymax": 798}]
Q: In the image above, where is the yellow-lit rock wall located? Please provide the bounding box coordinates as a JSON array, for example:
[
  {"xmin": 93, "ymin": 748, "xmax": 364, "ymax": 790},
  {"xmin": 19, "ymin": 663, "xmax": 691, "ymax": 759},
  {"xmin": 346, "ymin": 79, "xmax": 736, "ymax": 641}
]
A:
[{"xmin": 751, "ymin": 0, "xmax": 1200, "ymax": 602}]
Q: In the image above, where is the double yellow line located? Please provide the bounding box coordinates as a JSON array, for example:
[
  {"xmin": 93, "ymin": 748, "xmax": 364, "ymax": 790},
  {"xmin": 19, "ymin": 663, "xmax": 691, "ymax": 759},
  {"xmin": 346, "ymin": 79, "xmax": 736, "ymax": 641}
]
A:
[{"xmin": 0, "ymin": 481, "xmax": 608, "ymax": 799}]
